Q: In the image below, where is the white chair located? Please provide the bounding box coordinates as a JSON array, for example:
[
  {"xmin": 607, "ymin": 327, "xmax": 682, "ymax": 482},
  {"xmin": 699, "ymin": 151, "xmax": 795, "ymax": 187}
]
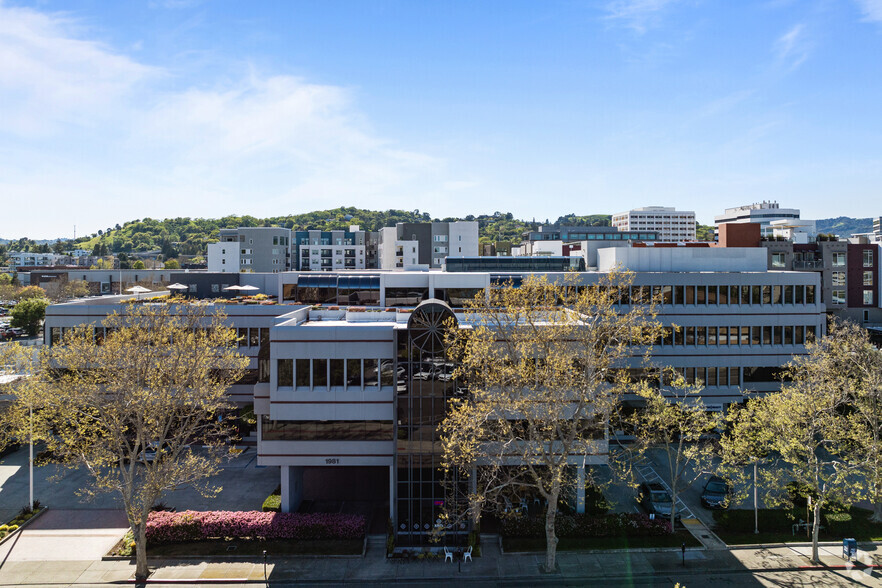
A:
[
  {"xmin": 463, "ymin": 545, "xmax": 473, "ymax": 563},
  {"xmin": 444, "ymin": 546, "xmax": 453, "ymax": 563}
]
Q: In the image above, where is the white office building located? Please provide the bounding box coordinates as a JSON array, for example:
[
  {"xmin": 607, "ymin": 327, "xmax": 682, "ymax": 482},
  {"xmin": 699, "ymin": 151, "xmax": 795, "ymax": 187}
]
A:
[
  {"xmin": 714, "ymin": 202, "xmax": 801, "ymax": 238},
  {"xmin": 611, "ymin": 207, "xmax": 696, "ymax": 242}
]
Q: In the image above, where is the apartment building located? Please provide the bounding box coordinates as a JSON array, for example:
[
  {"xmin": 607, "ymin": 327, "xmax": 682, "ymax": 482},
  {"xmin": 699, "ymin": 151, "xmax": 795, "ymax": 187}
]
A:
[
  {"xmin": 208, "ymin": 227, "xmax": 291, "ymax": 273},
  {"xmin": 611, "ymin": 207, "xmax": 696, "ymax": 242},
  {"xmin": 377, "ymin": 221, "xmax": 478, "ymax": 269},
  {"xmin": 292, "ymin": 227, "xmax": 369, "ymax": 271}
]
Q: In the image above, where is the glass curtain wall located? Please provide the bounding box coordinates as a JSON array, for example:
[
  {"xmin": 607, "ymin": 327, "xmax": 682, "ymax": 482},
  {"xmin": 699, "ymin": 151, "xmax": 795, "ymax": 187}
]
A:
[{"xmin": 395, "ymin": 302, "xmax": 467, "ymax": 546}]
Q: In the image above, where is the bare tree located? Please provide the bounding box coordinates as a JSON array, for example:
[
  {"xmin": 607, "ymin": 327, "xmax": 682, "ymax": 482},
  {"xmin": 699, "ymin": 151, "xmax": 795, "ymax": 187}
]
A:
[{"xmin": 439, "ymin": 272, "xmax": 662, "ymax": 572}]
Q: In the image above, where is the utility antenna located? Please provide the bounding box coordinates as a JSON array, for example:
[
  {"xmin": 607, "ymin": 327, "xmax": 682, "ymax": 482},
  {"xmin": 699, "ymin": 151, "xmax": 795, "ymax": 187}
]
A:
[{"xmin": 73, "ymin": 225, "xmax": 76, "ymax": 240}]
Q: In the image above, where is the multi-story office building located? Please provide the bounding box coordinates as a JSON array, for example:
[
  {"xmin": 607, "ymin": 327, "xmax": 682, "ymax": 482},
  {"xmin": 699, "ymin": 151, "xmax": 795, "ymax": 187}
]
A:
[
  {"xmin": 43, "ymin": 246, "xmax": 825, "ymax": 546},
  {"xmin": 208, "ymin": 227, "xmax": 291, "ymax": 273},
  {"xmin": 611, "ymin": 207, "xmax": 696, "ymax": 242},
  {"xmin": 378, "ymin": 222, "xmax": 478, "ymax": 269},
  {"xmin": 292, "ymin": 227, "xmax": 369, "ymax": 271},
  {"xmin": 714, "ymin": 202, "xmax": 801, "ymax": 238}
]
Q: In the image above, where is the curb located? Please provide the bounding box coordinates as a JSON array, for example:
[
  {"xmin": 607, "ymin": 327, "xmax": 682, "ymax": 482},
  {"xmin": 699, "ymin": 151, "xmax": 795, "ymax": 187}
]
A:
[
  {"xmin": 0, "ymin": 506, "xmax": 48, "ymax": 548},
  {"xmin": 103, "ymin": 535, "xmax": 368, "ymax": 562}
]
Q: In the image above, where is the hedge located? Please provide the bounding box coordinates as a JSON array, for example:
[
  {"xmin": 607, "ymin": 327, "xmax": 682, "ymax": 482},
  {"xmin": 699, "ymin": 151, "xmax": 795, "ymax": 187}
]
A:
[
  {"xmin": 145, "ymin": 510, "xmax": 366, "ymax": 545},
  {"xmin": 501, "ymin": 513, "xmax": 671, "ymax": 538}
]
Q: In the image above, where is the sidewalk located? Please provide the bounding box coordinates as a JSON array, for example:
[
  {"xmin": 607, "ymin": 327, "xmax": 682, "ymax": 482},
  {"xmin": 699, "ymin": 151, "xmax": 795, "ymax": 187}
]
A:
[{"xmin": 0, "ymin": 537, "xmax": 879, "ymax": 586}]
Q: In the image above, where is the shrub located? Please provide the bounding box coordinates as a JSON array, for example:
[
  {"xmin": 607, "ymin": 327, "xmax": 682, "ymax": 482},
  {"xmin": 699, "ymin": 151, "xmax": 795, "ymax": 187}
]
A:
[
  {"xmin": 146, "ymin": 510, "xmax": 366, "ymax": 545},
  {"xmin": 262, "ymin": 494, "xmax": 281, "ymax": 513},
  {"xmin": 824, "ymin": 511, "xmax": 853, "ymax": 535},
  {"xmin": 713, "ymin": 508, "xmax": 796, "ymax": 533},
  {"xmin": 501, "ymin": 513, "xmax": 670, "ymax": 538}
]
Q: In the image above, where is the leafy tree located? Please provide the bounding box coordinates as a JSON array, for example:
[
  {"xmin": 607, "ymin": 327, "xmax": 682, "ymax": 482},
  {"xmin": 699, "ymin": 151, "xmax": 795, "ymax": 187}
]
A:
[
  {"xmin": 163, "ymin": 259, "xmax": 180, "ymax": 270},
  {"xmin": 10, "ymin": 297, "xmax": 49, "ymax": 335},
  {"xmin": 798, "ymin": 320, "xmax": 882, "ymax": 522},
  {"xmin": 132, "ymin": 260, "xmax": 146, "ymax": 270},
  {"xmin": 14, "ymin": 285, "xmax": 46, "ymax": 300},
  {"xmin": 43, "ymin": 280, "xmax": 91, "ymax": 302},
  {"xmin": 439, "ymin": 272, "xmax": 662, "ymax": 572},
  {"xmin": 735, "ymin": 337, "xmax": 863, "ymax": 563},
  {"xmin": 11, "ymin": 305, "xmax": 248, "ymax": 580},
  {"xmin": 617, "ymin": 379, "xmax": 722, "ymax": 532}
]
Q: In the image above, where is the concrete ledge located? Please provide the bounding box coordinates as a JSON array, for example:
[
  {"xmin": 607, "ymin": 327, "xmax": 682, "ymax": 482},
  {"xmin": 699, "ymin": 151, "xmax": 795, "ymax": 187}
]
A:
[
  {"xmin": 104, "ymin": 535, "xmax": 368, "ymax": 561},
  {"xmin": 0, "ymin": 506, "xmax": 48, "ymax": 548}
]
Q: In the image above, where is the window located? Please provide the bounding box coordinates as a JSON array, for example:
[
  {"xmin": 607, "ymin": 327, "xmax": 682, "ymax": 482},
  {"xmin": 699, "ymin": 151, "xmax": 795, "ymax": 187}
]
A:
[
  {"xmin": 313, "ymin": 359, "xmax": 328, "ymax": 387},
  {"xmin": 347, "ymin": 359, "xmax": 362, "ymax": 388},
  {"xmin": 277, "ymin": 359, "xmax": 293, "ymax": 387},
  {"xmin": 771, "ymin": 252, "xmax": 785, "ymax": 268},
  {"xmin": 330, "ymin": 359, "xmax": 344, "ymax": 387},
  {"xmin": 806, "ymin": 285, "xmax": 815, "ymax": 304},
  {"xmin": 832, "ymin": 272, "xmax": 846, "ymax": 286},
  {"xmin": 864, "ymin": 249, "xmax": 874, "ymax": 267},
  {"xmin": 864, "ymin": 271, "xmax": 873, "ymax": 286},
  {"xmin": 296, "ymin": 359, "xmax": 310, "ymax": 387},
  {"xmin": 832, "ymin": 290, "xmax": 846, "ymax": 305},
  {"xmin": 864, "ymin": 291, "xmax": 874, "ymax": 305},
  {"xmin": 833, "ymin": 252, "xmax": 846, "ymax": 266}
]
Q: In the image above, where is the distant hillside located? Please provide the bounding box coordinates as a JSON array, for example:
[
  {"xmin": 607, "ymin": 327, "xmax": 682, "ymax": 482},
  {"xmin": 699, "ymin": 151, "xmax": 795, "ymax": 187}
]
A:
[{"xmin": 815, "ymin": 217, "xmax": 874, "ymax": 237}]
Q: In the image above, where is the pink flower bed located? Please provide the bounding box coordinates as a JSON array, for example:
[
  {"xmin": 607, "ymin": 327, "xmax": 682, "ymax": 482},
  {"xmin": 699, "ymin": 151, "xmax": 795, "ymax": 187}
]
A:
[{"xmin": 145, "ymin": 510, "xmax": 366, "ymax": 545}]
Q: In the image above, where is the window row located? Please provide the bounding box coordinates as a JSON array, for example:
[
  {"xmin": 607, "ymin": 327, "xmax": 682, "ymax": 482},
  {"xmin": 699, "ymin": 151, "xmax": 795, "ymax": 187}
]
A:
[
  {"xmin": 618, "ymin": 284, "xmax": 816, "ymax": 306},
  {"xmin": 261, "ymin": 419, "xmax": 393, "ymax": 441},
  {"xmin": 238, "ymin": 327, "xmax": 269, "ymax": 348},
  {"xmin": 277, "ymin": 358, "xmax": 395, "ymax": 389},
  {"xmin": 654, "ymin": 325, "xmax": 817, "ymax": 347}
]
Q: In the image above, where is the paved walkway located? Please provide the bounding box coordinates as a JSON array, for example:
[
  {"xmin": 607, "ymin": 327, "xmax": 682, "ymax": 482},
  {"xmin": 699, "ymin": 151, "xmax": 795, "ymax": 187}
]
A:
[
  {"xmin": 0, "ymin": 534, "xmax": 880, "ymax": 587},
  {"xmin": 0, "ymin": 509, "xmax": 129, "ymax": 563}
]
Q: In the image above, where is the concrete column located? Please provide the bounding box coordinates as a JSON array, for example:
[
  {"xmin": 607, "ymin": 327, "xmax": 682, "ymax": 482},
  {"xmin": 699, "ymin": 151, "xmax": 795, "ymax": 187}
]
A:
[
  {"xmin": 389, "ymin": 465, "xmax": 395, "ymax": 521},
  {"xmin": 280, "ymin": 465, "xmax": 305, "ymax": 513},
  {"xmin": 576, "ymin": 465, "xmax": 586, "ymax": 514}
]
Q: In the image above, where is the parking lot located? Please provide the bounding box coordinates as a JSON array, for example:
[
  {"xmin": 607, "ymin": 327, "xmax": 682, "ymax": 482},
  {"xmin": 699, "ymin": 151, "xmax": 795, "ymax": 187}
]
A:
[{"xmin": 0, "ymin": 445, "xmax": 280, "ymax": 522}]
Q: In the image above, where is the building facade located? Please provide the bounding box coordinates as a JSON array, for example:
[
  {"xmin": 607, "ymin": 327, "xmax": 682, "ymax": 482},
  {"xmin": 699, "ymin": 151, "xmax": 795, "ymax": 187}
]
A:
[
  {"xmin": 208, "ymin": 227, "xmax": 292, "ymax": 273},
  {"xmin": 714, "ymin": 202, "xmax": 801, "ymax": 238},
  {"xmin": 611, "ymin": 207, "xmax": 696, "ymax": 242}
]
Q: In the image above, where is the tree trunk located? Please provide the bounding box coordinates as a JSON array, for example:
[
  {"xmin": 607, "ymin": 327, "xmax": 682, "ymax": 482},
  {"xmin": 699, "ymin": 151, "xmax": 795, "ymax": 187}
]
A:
[
  {"xmin": 670, "ymin": 486, "xmax": 678, "ymax": 534},
  {"xmin": 811, "ymin": 502, "xmax": 821, "ymax": 564},
  {"xmin": 543, "ymin": 492, "xmax": 559, "ymax": 573},
  {"xmin": 872, "ymin": 500, "xmax": 882, "ymax": 524},
  {"xmin": 134, "ymin": 522, "xmax": 149, "ymax": 580}
]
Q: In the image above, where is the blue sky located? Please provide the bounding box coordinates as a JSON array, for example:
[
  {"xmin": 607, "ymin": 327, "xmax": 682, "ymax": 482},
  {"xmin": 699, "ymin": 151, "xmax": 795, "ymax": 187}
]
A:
[{"xmin": 2, "ymin": 0, "xmax": 881, "ymax": 238}]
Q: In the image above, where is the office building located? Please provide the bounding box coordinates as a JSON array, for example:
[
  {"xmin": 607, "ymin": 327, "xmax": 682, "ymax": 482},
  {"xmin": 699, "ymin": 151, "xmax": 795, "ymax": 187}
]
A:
[{"xmin": 611, "ymin": 207, "xmax": 696, "ymax": 242}]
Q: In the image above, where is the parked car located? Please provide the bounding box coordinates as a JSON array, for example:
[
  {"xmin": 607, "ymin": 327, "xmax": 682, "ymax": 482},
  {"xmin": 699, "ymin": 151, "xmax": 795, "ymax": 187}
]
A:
[
  {"xmin": 637, "ymin": 482, "xmax": 679, "ymax": 520},
  {"xmin": 700, "ymin": 476, "xmax": 731, "ymax": 509}
]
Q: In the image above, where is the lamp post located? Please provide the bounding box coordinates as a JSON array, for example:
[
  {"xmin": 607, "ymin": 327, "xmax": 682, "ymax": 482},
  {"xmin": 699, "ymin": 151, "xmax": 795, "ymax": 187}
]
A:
[
  {"xmin": 29, "ymin": 401, "xmax": 33, "ymax": 511},
  {"xmin": 754, "ymin": 461, "xmax": 759, "ymax": 535}
]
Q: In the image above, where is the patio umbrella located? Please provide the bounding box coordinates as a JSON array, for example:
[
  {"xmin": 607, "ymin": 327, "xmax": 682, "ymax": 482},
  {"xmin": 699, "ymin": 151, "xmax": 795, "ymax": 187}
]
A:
[
  {"xmin": 166, "ymin": 283, "xmax": 189, "ymax": 297},
  {"xmin": 126, "ymin": 285, "xmax": 151, "ymax": 300},
  {"xmin": 222, "ymin": 285, "xmax": 242, "ymax": 292},
  {"xmin": 238, "ymin": 285, "xmax": 260, "ymax": 293}
]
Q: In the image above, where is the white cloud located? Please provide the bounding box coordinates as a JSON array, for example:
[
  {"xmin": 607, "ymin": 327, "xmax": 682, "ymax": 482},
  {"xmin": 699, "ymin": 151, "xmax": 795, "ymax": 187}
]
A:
[
  {"xmin": 774, "ymin": 23, "xmax": 810, "ymax": 70},
  {"xmin": 0, "ymin": 4, "xmax": 158, "ymax": 137},
  {"xmin": 854, "ymin": 0, "xmax": 882, "ymax": 22},
  {"xmin": 0, "ymin": 4, "xmax": 444, "ymax": 237},
  {"xmin": 604, "ymin": 0, "xmax": 681, "ymax": 33}
]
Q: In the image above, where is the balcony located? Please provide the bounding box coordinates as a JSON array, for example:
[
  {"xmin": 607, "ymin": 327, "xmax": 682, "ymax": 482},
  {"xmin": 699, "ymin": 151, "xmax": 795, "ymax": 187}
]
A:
[{"xmin": 793, "ymin": 260, "xmax": 824, "ymax": 270}]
